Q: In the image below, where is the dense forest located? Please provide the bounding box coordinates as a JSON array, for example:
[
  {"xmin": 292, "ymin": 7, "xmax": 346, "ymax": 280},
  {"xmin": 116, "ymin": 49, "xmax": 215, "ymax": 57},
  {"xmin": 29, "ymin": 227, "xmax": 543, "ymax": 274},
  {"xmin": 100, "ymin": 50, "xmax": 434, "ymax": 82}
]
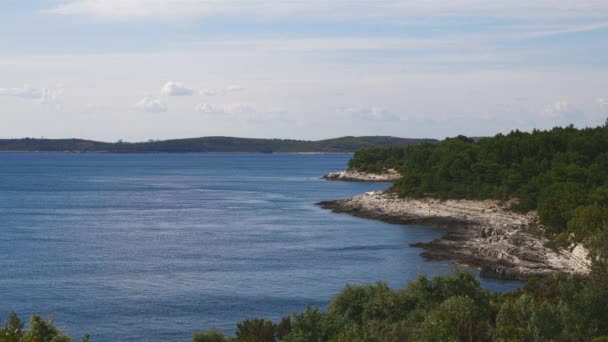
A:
[
  {"xmin": 0, "ymin": 136, "xmax": 435, "ymax": 153},
  {"xmin": 350, "ymin": 124, "xmax": 608, "ymax": 245}
]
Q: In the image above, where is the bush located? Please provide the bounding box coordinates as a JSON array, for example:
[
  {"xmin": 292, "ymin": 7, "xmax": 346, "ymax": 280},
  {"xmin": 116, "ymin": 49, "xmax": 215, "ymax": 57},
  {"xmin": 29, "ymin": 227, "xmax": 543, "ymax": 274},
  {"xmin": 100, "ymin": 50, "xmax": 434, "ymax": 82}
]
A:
[
  {"xmin": 235, "ymin": 319, "xmax": 275, "ymax": 342},
  {"xmin": 537, "ymin": 182, "xmax": 587, "ymax": 233},
  {"xmin": 192, "ymin": 329, "xmax": 226, "ymax": 342}
]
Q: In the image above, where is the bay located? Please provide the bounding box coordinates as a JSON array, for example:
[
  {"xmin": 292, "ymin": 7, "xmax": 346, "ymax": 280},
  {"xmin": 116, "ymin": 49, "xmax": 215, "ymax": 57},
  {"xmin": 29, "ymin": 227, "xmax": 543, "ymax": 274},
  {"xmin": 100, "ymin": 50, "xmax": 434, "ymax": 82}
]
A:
[{"xmin": 0, "ymin": 153, "xmax": 520, "ymax": 341}]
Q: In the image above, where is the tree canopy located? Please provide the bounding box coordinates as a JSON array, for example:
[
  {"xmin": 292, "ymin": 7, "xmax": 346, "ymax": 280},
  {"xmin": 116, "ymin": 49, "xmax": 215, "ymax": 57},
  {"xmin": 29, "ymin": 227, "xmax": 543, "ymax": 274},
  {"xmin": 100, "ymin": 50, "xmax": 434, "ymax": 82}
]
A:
[
  {"xmin": 350, "ymin": 124, "xmax": 608, "ymax": 242},
  {"xmin": 194, "ymin": 248, "xmax": 608, "ymax": 341}
]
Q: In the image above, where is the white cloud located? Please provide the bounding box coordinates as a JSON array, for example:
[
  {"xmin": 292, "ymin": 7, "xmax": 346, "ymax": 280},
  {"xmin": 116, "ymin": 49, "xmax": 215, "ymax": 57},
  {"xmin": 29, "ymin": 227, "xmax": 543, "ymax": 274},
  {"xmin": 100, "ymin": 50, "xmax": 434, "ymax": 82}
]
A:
[
  {"xmin": 542, "ymin": 100, "xmax": 573, "ymax": 118},
  {"xmin": 195, "ymin": 103, "xmax": 224, "ymax": 114},
  {"xmin": 40, "ymin": 87, "xmax": 64, "ymax": 104},
  {"xmin": 135, "ymin": 96, "xmax": 167, "ymax": 112},
  {"xmin": 2, "ymin": 49, "xmax": 607, "ymax": 141},
  {"xmin": 200, "ymin": 89, "xmax": 217, "ymax": 96},
  {"xmin": 0, "ymin": 85, "xmax": 43, "ymax": 99},
  {"xmin": 85, "ymin": 104, "xmax": 113, "ymax": 112},
  {"xmin": 598, "ymin": 98, "xmax": 608, "ymax": 114},
  {"xmin": 247, "ymin": 109, "xmax": 292, "ymax": 123},
  {"xmin": 0, "ymin": 84, "xmax": 64, "ymax": 105},
  {"xmin": 344, "ymin": 106, "xmax": 400, "ymax": 122},
  {"xmin": 194, "ymin": 103, "xmax": 257, "ymax": 116},
  {"xmin": 0, "ymin": 85, "xmax": 63, "ymax": 102},
  {"xmin": 199, "ymin": 87, "xmax": 243, "ymax": 96},
  {"xmin": 160, "ymin": 81, "xmax": 193, "ymax": 96},
  {"xmin": 225, "ymin": 85, "xmax": 244, "ymax": 93},
  {"xmin": 46, "ymin": 0, "xmax": 608, "ymax": 20},
  {"xmin": 225, "ymin": 104, "xmax": 255, "ymax": 114},
  {"xmin": 541, "ymin": 100, "xmax": 585, "ymax": 124}
]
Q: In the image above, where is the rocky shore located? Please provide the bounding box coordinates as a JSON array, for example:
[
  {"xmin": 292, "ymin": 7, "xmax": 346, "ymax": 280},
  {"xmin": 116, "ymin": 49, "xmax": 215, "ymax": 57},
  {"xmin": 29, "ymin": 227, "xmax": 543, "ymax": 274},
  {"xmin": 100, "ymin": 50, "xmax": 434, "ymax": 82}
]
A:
[
  {"xmin": 321, "ymin": 169, "xmax": 401, "ymax": 182},
  {"xmin": 318, "ymin": 190, "xmax": 590, "ymax": 280}
]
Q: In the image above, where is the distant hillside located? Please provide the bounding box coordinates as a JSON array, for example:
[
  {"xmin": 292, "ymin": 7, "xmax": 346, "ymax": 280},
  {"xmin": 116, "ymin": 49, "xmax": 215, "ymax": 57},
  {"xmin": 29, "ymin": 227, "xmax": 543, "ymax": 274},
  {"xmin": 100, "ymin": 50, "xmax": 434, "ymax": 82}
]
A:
[{"xmin": 0, "ymin": 136, "xmax": 436, "ymax": 153}]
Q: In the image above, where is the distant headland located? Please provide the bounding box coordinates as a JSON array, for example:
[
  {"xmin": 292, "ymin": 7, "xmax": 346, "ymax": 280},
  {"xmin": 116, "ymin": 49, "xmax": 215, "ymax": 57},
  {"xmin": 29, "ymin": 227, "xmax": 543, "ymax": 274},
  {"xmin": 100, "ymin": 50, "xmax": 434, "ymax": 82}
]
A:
[{"xmin": 0, "ymin": 136, "xmax": 436, "ymax": 153}]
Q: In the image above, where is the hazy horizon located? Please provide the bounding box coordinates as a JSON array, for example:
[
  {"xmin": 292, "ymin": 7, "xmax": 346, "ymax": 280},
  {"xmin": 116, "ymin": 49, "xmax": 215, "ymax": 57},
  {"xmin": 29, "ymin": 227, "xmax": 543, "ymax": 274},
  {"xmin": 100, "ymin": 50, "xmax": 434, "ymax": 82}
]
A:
[
  {"xmin": 1, "ymin": 1, "xmax": 607, "ymax": 141},
  {"xmin": 1, "ymin": 134, "xmax": 434, "ymax": 143}
]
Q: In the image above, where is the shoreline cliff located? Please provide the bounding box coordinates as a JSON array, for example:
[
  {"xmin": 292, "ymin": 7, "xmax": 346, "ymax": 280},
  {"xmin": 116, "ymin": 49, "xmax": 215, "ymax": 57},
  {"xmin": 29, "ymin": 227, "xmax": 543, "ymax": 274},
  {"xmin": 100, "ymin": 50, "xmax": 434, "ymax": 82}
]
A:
[
  {"xmin": 321, "ymin": 169, "xmax": 401, "ymax": 182},
  {"xmin": 317, "ymin": 190, "xmax": 590, "ymax": 280}
]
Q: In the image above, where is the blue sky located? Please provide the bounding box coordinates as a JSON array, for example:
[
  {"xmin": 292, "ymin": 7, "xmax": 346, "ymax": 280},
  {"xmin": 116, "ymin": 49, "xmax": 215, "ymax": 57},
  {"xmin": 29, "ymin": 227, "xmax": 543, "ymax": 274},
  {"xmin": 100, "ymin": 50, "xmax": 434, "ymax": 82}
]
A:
[{"xmin": 1, "ymin": 0, "xmax": 607, "ymax": 141}]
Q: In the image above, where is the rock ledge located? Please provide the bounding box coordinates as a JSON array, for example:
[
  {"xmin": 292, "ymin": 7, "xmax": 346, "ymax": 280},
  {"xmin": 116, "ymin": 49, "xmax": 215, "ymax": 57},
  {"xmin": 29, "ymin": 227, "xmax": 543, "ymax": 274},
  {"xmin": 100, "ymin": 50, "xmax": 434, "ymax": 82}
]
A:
[
  {"xmin": 321, "ymin": 169, "xmax": 400, "ymax": 182},
  {"xmin": 317, "ymin": 190, "xmax": 590, "ymax": 280}
]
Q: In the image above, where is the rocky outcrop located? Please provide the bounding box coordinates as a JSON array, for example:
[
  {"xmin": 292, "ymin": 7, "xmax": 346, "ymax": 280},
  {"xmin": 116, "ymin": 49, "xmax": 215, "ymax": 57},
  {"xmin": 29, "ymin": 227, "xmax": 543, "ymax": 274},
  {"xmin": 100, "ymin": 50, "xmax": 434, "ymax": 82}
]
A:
[
  {"xmin": 321, "ymin": 169, "xmax": 400, "ymax": 182},
  {"xmin": 318, "ymin": 191, "xmax": 590, "ymax": 280}
]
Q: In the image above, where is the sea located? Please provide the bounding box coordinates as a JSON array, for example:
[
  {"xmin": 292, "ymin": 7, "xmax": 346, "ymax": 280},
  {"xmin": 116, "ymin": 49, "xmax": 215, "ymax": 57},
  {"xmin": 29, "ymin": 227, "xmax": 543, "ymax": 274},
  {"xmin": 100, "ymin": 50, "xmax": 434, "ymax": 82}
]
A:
[{"xmin": 0, "ymin": 153, "xmax": 520, "ymax": 341}]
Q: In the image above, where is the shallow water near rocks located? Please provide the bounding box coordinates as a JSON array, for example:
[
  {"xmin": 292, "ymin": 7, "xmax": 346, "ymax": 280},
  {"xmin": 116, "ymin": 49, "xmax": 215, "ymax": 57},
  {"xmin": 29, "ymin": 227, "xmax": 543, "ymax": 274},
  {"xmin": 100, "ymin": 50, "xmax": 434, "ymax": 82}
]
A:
[{"xmin": 0, "ymin": 153, "xmax": 520, "ymax": 341}]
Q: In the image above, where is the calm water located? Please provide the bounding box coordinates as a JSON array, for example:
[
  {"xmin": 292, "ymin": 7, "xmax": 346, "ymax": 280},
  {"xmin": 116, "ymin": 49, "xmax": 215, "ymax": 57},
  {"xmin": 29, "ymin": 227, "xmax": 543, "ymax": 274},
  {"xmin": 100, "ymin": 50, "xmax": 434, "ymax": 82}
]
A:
[{"xmin": 0, "ymin": 153, "xmax": 520, "ymax": 341}]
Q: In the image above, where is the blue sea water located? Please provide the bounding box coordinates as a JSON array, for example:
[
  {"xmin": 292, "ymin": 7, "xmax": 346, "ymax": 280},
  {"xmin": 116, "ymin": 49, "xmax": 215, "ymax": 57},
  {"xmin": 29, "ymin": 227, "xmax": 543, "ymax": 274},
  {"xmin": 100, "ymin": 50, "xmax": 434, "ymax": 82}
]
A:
[{"xmin": 0, "ymin": 153, "xmax": 520, "ymax": 341}]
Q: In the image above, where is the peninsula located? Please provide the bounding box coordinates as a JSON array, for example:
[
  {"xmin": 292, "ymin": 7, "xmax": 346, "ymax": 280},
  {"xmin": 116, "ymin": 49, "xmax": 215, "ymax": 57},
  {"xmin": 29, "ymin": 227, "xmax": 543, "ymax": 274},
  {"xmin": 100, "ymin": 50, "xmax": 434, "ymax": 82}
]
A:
[
  {"xmin": 319, "ymin": 191, "xmax": 589, "ymax": 280},
  {"xmin": 319, "ymin": 125, "xmax": 608, "ymax": 280}
]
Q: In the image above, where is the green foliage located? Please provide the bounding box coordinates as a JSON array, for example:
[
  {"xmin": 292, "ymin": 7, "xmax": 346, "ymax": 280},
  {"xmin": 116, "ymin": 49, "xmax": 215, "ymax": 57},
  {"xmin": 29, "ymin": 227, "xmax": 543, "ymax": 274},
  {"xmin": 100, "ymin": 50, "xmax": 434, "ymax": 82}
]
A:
[
  {"xmin": 567, "ymin": 204, "xmax": 608, "ymax": 241},
  {"xmin": 415, "ymin": 296, "xmax": 492, "ymax": 341},
  {"xmin": 348, "ymin": 125, "xmax": 608, "ymax": 241},
  {"xmin": 275, "ymin": 316, "xmax": 291, "ymax": 341},
  {"xmin": 24, "ymin": 315, "xmax": 72, "ymax": 342},
  {"xmin": 9, "ymin": 259, "xmax": 608, "ymax": 341},
  {"xmin": 192, "ymin": 329, "xmax": 227, "ymax": 342},
  {"xmin": 586, "ymin": 230, "xmax": 608, "ymax": 334},
  {"xmin": 1, "ymin": 312, "xmax": 24, "ymax": 342},
  {"xmin": 0, "ymin": 314, "xmax": 73, "ymax": 342},
  {"xmin": 537, "ymin": 182, "xmax": 587, "ymax": 232},
  {"xmin": 4, "ymin": 312, "xmax": 24, "ymax": 339},
  {"xmin": 0, "ymin": 313, "xmax": 95, "ymax": 342},
  {"xmin": 495, "ymin": 294, "xmax": 561, "ymax": 341},
  {"xmin": 197, "ymin": 259, "xmax": 608, "ymax": 341},
  {"xmin": 348, "ymin": 146, "xmax": 409, "ymax": 173},
  {"xmin": 235, "ymin": 319, "xmax": 276, "ymax": 342},
  {"xmin": 284, "ymin": 307, "xmax": 330, "ymax": 342}
]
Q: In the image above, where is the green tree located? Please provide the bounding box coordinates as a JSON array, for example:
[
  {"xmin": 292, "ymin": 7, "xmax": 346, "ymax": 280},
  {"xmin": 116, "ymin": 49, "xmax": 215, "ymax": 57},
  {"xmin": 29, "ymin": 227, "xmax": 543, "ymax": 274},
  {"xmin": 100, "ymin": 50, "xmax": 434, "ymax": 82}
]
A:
[
  {"xmin": 415, "ymin": 296, "xmax": 491, "ymax": 341},
  {"xmin": 537, "ymin": 182, "xmax": 587, "ymax": 232},
  {"xmin": 22, "ymin": 315, "xmax": 71, "ymax": 342},
  {"xmin": 1, "ymin": 312, "xmax": 24, "ymax": 342},
  {"xmin": 567, "ymin": 204, "xmax": 608, "ymax": 241},
  {"xmin": 192, "ymin": 329, "xmax": 226, "ymax": 342},
  {"xmin": 275, "ymin": 316, "xmax": 291, "ymax": 341},
  {"xmin": 283, "ymin": 307, "xmax": 329, "ymax": 342},
  {"xmin": 235, "ymin": 319, "xmax": 275, "ymax": 342}
]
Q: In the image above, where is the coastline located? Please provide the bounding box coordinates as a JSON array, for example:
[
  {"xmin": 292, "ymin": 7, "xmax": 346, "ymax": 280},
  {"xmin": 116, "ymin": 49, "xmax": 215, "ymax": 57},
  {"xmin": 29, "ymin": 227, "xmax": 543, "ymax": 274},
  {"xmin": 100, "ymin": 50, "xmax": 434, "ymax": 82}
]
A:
[
  {"xmin": 0, "ymin": 151, "xmax": 353, "ymax": 155},
  {"xmin": 321, "ymin": 169, "xmax": 401, "ymax": 182},
  {"xmin": 317, "ymin": 190, "xmax": 590, "ymax": 280}
]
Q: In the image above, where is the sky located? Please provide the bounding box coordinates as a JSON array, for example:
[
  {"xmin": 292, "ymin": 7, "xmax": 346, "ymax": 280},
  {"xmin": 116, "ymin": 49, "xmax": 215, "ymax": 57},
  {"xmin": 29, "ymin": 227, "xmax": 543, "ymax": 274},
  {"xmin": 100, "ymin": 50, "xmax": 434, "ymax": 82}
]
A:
[{"xmin": 1, "ymin": 1, "xmax": 607, "ymax": 141}]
